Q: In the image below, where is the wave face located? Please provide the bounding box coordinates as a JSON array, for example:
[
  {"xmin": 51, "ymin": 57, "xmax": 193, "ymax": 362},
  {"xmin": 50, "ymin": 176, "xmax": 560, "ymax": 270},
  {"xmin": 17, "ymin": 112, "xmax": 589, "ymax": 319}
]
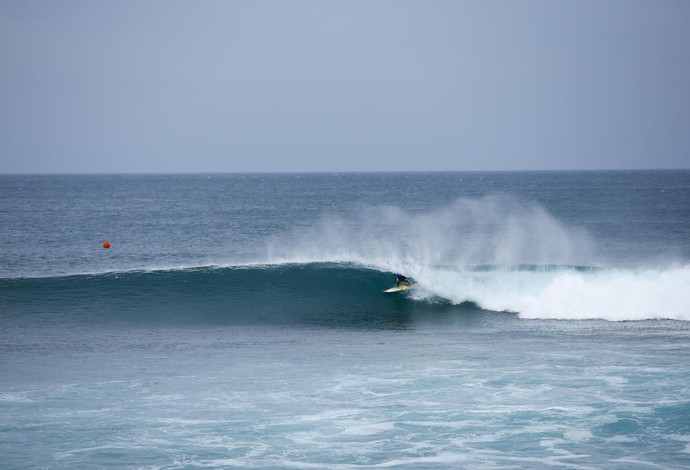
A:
[
  {"xmin": 3, "ymin": 262, "xmax": 689, "ymax": 324},
  {"xmin": 0, "ymin": 264, "xmax": 476, "ymax": 329}
]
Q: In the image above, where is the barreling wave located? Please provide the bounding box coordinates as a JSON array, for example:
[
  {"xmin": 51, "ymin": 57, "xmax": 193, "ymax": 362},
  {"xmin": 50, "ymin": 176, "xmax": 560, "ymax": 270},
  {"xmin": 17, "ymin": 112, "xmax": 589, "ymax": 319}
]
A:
[
  {"xmin": 2, "ymin": 262, "xmax": 689, "ymax": 324},
  {"xmin": 0, "ymin": 263, "xmax": 464, "ymax": 329}
]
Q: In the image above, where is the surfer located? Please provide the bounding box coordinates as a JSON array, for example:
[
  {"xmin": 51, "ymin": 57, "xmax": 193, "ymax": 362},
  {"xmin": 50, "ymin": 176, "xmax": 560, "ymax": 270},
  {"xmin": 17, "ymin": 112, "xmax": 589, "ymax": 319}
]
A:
[{"xmin": 395, "ymin": 273, "xmax": 410, "ymax": 287}]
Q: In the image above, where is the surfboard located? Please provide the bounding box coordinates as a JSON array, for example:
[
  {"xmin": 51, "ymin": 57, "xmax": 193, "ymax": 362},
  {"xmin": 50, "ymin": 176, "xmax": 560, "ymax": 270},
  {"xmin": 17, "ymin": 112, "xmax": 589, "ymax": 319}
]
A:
[{"xmin": 384, "ymin": 284, "xmax": 412, "ymax": 293}]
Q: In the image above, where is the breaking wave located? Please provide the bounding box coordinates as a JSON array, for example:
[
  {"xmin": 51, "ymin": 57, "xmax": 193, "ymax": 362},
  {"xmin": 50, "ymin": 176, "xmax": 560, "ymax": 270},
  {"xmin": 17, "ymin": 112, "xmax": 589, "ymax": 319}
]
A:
[
  {"xmin": 4, "ymin": 196, "xmax": 688, "ymax": 322},
  {"xmin": 260, "ymin": 195, "xmax": 690, "ymax": 321},
  {"xmin": 3, "ymin": 262, "xmax": 689, "ymax": 324}
]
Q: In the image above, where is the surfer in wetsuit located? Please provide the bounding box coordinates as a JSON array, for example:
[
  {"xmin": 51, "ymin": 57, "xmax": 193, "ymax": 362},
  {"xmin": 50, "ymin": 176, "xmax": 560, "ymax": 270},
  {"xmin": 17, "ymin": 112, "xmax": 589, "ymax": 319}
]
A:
[{"xmin": 395, "ymin": 273, "xmax": 410, "ymax": 287}]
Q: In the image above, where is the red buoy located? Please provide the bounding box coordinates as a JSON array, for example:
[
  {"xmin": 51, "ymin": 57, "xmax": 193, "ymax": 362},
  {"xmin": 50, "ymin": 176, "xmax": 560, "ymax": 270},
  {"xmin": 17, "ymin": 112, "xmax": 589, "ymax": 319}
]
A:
[{"xmin": 102, "ymin": 241, "xmax": 111, "ymax": 249}]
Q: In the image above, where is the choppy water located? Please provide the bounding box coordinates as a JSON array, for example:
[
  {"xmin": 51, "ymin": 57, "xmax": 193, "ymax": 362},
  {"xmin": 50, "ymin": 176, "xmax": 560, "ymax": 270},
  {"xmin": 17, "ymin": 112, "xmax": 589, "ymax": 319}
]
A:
[{"xmin": 1, "ymin": 171, "xmax": 689, "ymax": 468}]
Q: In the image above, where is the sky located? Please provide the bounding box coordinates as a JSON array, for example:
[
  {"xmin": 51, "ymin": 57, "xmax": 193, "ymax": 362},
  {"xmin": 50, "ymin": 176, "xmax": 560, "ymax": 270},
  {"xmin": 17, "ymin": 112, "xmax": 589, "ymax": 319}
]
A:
[{"xmin": 1, "ymin": 0, "xmax": 689, "ymax": 173}]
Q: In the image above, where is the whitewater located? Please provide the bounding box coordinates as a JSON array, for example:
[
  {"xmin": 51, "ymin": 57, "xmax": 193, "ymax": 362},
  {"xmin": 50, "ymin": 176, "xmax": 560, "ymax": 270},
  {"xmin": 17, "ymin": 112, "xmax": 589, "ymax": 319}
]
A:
[{"xmin": 1, "ymin": 171, "xmax": 690, "ymax": 469}]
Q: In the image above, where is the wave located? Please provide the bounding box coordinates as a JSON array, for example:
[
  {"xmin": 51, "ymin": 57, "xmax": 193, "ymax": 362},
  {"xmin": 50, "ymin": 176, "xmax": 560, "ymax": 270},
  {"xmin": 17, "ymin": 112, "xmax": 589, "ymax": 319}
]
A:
[
  {"xmin": 0, "ymin": 263, "xmax": 456, "ymax": 329},
  {"xmin": 3, "ymin": 196, "xmax": 687, "ymax": 323},
  {"xmin": 2, "ymin": 262, "xmax": 689, "ymax": 324}
]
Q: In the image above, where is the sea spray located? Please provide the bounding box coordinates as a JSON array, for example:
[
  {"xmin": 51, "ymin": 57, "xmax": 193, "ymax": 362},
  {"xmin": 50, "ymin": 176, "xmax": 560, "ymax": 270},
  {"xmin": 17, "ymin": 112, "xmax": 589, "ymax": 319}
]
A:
[{"xmin": 265, "ymin": 195, "xmax": 595, "ymax": 273}]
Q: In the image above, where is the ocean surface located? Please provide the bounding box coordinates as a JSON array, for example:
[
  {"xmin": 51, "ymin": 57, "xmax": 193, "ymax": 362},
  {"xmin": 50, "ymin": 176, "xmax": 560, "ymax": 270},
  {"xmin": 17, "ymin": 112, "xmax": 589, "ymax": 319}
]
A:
[{"xmin": 1, "ymin": 171, "xmax": 689, "ymax": 469}]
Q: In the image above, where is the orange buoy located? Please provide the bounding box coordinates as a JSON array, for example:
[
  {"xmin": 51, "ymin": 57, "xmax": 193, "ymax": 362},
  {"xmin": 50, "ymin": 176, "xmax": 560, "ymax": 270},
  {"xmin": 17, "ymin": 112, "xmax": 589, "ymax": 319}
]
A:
[{"xmin": 102, "ymin": 241, "xmax": 111, "ymax": 249}]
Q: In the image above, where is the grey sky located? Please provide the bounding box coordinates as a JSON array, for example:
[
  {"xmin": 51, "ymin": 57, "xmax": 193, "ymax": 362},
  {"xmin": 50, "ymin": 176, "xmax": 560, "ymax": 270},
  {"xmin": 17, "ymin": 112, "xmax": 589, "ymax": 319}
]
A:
[{"xmin": 1, "ymin": 1, "xmax": 689, "ymax": 173}]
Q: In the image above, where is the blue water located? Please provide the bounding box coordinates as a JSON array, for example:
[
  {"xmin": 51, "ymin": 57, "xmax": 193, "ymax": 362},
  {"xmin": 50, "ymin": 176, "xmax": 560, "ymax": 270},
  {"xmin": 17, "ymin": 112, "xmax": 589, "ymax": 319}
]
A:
[{"xmin": 1, "ymin": 171, "xmax": 690, "ymax": 468}]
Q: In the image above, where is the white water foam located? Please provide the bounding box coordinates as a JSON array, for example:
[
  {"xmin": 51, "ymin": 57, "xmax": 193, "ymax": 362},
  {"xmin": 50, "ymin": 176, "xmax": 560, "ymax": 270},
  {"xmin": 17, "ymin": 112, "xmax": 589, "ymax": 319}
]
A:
[{"xmin": 409, "ymin": 265, "xmax": 690, "ymax": 321}]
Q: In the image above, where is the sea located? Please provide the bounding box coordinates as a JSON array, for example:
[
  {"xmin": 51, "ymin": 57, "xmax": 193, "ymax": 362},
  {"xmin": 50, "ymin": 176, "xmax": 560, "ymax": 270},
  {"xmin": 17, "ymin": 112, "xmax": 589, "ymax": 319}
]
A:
[{"xmin": 1, "ymin": 170, "xmax": 689, "ymax": 469}]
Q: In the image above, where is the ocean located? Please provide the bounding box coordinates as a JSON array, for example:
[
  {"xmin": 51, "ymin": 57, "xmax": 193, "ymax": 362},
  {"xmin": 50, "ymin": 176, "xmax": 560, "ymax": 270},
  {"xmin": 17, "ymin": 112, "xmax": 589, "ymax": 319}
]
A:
[{"xmin": 1, "ymin": 171, "xmax": 689, "ymax": 469}]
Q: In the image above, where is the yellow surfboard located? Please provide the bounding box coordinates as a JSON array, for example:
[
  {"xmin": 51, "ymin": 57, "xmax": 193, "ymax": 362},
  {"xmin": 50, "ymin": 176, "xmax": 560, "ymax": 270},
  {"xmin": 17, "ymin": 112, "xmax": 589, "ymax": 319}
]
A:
[{"xmin": 384, "ymin": 283, "xmax": 412, "ymax": 293}]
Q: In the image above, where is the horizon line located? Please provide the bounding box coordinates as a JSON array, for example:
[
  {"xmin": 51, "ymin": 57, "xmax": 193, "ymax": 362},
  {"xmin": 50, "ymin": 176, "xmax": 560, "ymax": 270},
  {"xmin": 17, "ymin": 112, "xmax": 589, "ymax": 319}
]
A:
[{"xmin": 2, "ymin": 167, "xmax": 689, "ymax": 176}]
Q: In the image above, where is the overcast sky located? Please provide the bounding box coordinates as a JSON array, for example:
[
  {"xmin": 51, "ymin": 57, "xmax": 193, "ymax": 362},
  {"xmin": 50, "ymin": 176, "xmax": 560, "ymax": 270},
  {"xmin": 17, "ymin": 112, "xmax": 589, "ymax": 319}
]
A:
[{"xmin": 1, "ymin": 1, "xmax": 689, "ymax": 173}]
